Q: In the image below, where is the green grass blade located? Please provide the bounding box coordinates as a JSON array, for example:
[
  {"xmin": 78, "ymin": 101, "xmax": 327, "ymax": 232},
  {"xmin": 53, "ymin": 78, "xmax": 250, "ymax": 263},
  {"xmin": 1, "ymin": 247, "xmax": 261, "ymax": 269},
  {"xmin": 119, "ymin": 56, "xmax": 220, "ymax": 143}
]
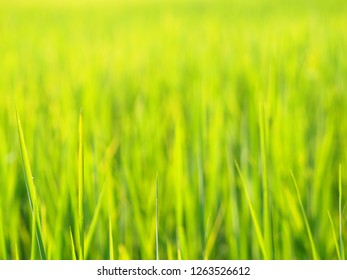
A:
[
  {"xmin": 17, "ymin": 109, "xmax": 46, "ymax": 260},
  {"xmin": 339, "ymin": 164, "xmax": 345, "ymax": 260},
  {"xmin": 78, "ymin": 110, "xmax": 85, "ymax": 260},
  {"xmin": 327, "ymin": 211, "xmax": 341, "ymax": 260},
  {"xmin": 17, "ymin": 109, "xmax": 35, "ymax": 210},
  {"xmin": 30, "ymin": 209, "xmax": 37, "ymax": 260},
  {"xmin": 34, "ymin": 207, "xmax": 46, "ymax": 260},
  {"xmin": 197, "ymin": 155, "xmax": 205, "ymax": 258},
  {"xmin": 109, "ymin": 216, "xmax": 114, "ymax": 260},
  {"xmin": 156, "ymin": 174, "xmax": 159, "ymax": 260},
  {"xmin": 235, "ymin": 161, "xmax": 268, "ymax": 259},
  {"xmin": 290, "ymin": 171, "xmax": 318, "ymax": 260},
  {"xmin": 0, "ymin": 211, "xmax": 6, "ymax": 259},
  {"xmin": 14, "ymin": 242, "xmax": 19, "ymax": 260},
  {"xmin": 259, "ymin": 102, "xmax": 272, "ymax": 258},
  {"xmin": 204, "ymin": 206, "xmax": 225, "ymax": 260},
  {"xmin": 85, "ymin": 186, "xmax": 105, "ymax": 255},
  {"xmin": 69, "ymin": 227, "xmax": 77, "ymax": 260}
]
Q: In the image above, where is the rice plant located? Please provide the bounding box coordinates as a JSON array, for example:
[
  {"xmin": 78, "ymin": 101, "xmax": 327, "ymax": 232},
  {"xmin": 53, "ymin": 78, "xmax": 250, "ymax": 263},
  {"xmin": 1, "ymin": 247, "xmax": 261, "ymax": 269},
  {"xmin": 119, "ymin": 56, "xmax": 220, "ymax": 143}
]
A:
[{"xmin": 0, "ymin": 0, "xmax": 346, "ymax": 259}]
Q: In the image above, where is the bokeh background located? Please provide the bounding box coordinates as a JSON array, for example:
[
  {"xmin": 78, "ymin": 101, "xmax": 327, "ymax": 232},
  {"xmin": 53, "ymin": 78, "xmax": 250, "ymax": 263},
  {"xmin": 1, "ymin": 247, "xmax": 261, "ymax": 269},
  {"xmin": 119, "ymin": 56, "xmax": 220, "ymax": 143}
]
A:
[{"xmin": 0, "ymin": 0, "xmax": 347, "ymax": 259}]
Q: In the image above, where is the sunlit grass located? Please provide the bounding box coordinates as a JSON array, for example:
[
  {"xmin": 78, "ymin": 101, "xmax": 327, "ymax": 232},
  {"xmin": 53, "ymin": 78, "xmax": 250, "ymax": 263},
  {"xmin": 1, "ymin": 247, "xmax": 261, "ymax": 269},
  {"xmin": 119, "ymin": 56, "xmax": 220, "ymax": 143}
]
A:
[
  {"xmin": 0, "ymin": 0, "xmax": 346, "ymax": 259},
  {"xmin": 17, "ymin": 110, "xmax": 46, "ymax": 260}
]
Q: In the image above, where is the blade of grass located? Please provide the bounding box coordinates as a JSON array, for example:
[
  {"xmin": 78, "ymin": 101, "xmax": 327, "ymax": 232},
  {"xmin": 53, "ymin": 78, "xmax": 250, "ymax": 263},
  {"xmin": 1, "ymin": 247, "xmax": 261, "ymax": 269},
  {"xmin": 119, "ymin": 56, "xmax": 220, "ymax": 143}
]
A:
[
  {"xmin": 0, "ymin": 210, "xmax": 6, "ymax": 259},
  {"xmin": 156, "ymin": 174, "xmax": 159, "ymax": 260},
  {"xmin": 85, "ymin": 186, "xmax": 105, "ymax": 255},
  {"xmin": 259, "ymin": 102, "xmax": 272, "ymax": 258},
  {"xmin": 118, "ymin": 244, "xmax": 130, "ymax": 260},
  {"xmin": 235, "ymin": 161, "xmax": 268, "ymax": 259},
  {"xmin": 167, "ymin": 241, "xmax": 174, "ymax": 260},
  {"xmin": 197, "ymin": 154, "xmax": 205, "ymax": 259},
  {"xmin": 30, "ymin": 208, "xmax": 37, "ymax": 259},
  {"xmin": 339, "ymin": 164, "xmax": 345, "ymax": 259},
  {"xmin": 14, "ymin": 242, "xmax": 19, "ymax": 260},
  {"xmin": 69, "ymin": 227, "xmax": 77, "ymax": 260},
  {"xmin": 177, "ymin": 240, "xmax": 182, "ymax": 260},
  {"xmin": 16, "ymin": 108, "xmax": 46, "ymax": 260},
  {"xmin": 327, "ymin": 211, "xmax": 341, "ymax": 259},
  {"xmin": 204, "ymin": 206, "xmax": 225, "ymax": 260},
  {"xmin": 177, "ymin": 226, "xmax": 186, "ymax": 260},
  {"xmin": 290, "ymin": 171, "xmax": 318, "ymax": 259},
  {"xmin": 109, "ymin": 215, "xmax": 114, "ymax": 260},
  {"xmin": 78, "ymin": 109, "xmax": 85, "ymax": 260},
  {"xmin": 226, "ymin": 150, "xmax": 238, "ymax": 258}
]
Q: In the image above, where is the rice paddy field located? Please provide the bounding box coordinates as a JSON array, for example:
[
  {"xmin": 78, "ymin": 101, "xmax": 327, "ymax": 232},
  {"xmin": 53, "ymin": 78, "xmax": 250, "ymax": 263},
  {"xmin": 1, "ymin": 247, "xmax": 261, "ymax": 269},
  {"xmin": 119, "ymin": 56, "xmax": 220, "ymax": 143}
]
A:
[{"xmin": 0, "ymin": 0, "xmax": 347, "ymax": 260}]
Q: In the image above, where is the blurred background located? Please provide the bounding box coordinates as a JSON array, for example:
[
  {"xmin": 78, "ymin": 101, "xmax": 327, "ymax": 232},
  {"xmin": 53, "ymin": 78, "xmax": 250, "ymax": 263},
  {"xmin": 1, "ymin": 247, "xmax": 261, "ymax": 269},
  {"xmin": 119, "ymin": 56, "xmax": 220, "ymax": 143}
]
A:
[{"xmin": 0, "ymin": 0, "xmax": 347, "ymax": 259}]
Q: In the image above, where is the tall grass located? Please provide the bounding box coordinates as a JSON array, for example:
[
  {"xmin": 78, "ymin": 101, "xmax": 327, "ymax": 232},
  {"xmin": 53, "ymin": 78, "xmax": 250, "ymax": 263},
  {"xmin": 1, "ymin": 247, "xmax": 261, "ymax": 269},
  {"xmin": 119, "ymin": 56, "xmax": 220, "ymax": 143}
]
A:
[
  {"xmin": 339, "ymin": 165, "xmax": 345, "ymax": 260},
  {"xmin": 291, "ymin": 171, "xmax": 318, "ymax": 260},
  {"xmin": 0, "ymin": 0, "xmax": 346, "ymax": 259},
  {"xmin": 16, "ymin": 110, "xmax": 46, "ymax": 260},
  {"xmin": 156, "ymin": 174, "xmax": 159, "ymax": 260},
  {"xmin": 78, "ymin": 110, "xmax": 84, "ymax": 260}
]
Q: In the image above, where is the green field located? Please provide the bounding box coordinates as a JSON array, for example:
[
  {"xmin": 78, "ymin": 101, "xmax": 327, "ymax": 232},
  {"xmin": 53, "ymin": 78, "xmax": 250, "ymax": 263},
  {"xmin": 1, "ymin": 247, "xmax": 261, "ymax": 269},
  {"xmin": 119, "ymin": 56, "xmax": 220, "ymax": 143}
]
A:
[{"xmin": 0, "ymin": 0, "xmax": 347, "ymax": 259}]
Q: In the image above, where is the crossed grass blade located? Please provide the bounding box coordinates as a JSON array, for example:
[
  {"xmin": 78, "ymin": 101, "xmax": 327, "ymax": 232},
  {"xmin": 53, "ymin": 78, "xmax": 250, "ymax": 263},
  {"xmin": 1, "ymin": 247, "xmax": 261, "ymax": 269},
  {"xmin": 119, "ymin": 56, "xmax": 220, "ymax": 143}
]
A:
[
  {"xmin": 290, "ymin": 171, "xmax": 318, "ymax": 260},
  {"xmin": 85, "ymin": 186, "xmax": 105, "ymax": 256},
  {"xmin": 235, "ymin": 161, "xmax": 269, "ymax": 259},
  {"xmin": 16, "ymin": 108, "xmax": 46, "ymax": 260},
  {"xmin": 338, "ymin": 164, "xmax": 345, "ymax": 259},
  {"xmin": 327, "ymin": 211, "xmax": 341, "ymax": 259},
  {"xmin": 69, "ymin": 227, "xmax": 77, "ymax": 260},
  {"xmin": 259, "ymin": 102, "xmax": 273, "ymax": 258}
]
